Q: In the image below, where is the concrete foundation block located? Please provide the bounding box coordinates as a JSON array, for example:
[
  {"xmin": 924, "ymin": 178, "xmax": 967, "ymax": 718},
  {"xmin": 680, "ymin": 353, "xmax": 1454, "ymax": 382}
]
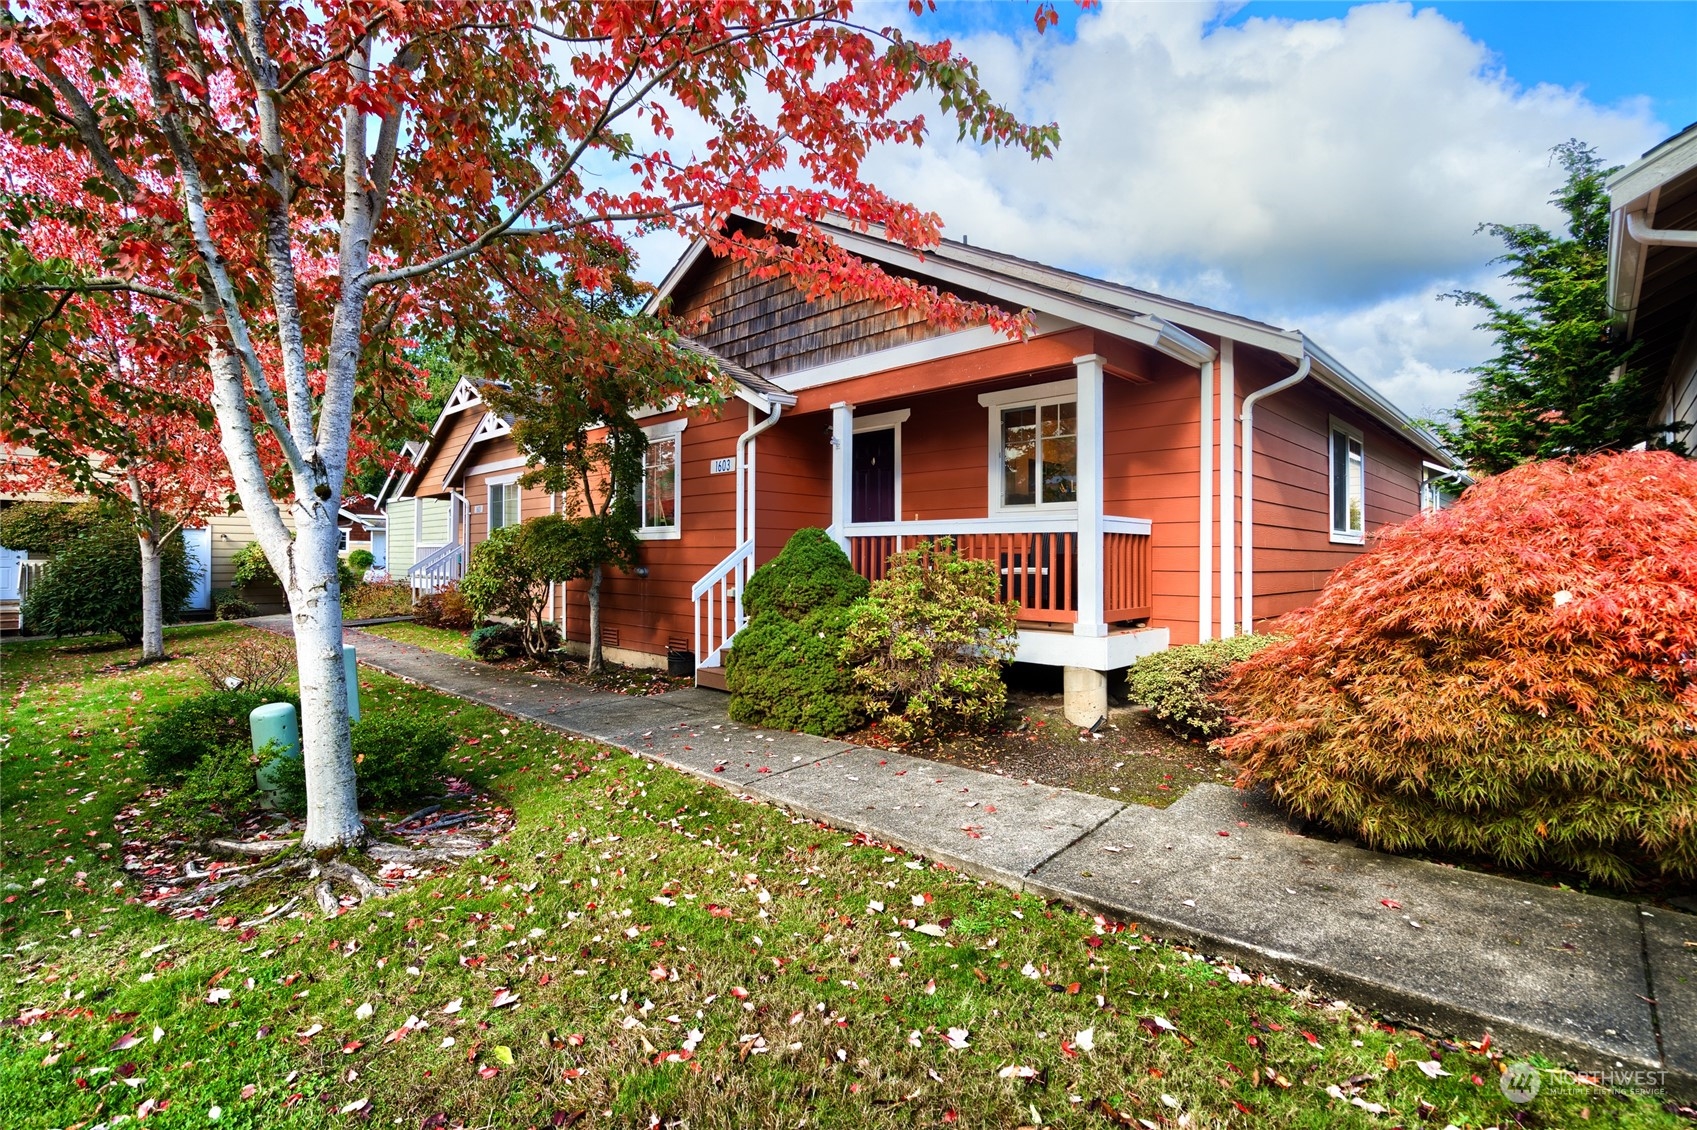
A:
[{"xmin": 1063, "ymin": 666, "xmax": 1108, "ymax": 728}]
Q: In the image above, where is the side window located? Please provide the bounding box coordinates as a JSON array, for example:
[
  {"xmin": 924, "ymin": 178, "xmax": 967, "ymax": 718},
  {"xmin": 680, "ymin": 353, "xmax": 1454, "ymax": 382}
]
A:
[
  {"xmin": 637, "ymin": 418, "xmax": 686, "ymax": 540},
  {"xmin": 489, "ymin": 482, "xmax": 520, "ymax": 531},
  {"xmin": 999, "ymin": 399, "xmax": 1077, "ymax": 508},
  {"xmin": 1330, "ymin": 422, "xmax": 1365, "ymax": 542},
  {"xmin": 641, "ymin": 436, "xmax": 678, "ymax": 531}
]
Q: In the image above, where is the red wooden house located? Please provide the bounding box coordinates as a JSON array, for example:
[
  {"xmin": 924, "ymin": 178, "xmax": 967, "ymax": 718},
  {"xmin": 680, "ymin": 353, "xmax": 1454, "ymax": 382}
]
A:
[{"xmin": 387, "ymin": 218, "xmax": 1458, "ymax": 723}]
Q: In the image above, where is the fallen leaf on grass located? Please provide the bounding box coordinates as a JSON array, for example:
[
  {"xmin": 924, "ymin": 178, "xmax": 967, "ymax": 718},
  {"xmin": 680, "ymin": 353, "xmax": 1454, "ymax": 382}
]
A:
[
  {"xmin": 490, "ymin": 989, "xmax": 520, "ymax": 1009},
  {"xmin": 338, "ymin": 1097, "xmax": 368, "ymax": 1114},
  {"xmin": 354, "ymin": 1002, "xmax": 373, "ymax": 1021},
  {"xmin": 998, "ymin": 1065, "xmax": 1039, "ymax": 1080},
  {"xmin": 1414, "ymin": 1060, "xmax": 1451, "ymax": 1078},
  {"xmin": 945, "ymin": 1028, "xmax": 970, "ymax": 1050},
  {"xmin": 491, "ymin": 1046, "xmax": 513, "ymax": 1066},
  {"xmin": 110, "ymin": 1032, "xmax": 141, "ymax": 1051}
]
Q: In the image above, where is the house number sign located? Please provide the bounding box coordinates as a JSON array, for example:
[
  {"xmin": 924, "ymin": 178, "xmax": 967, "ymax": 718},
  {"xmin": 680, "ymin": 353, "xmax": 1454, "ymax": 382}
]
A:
[{"xmin": 710, "ymin": 457, "xmax": 735, "ymax": 474}]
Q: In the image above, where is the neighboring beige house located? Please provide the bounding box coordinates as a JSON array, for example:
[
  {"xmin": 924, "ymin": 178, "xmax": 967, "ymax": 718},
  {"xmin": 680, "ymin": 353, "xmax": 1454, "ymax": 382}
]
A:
[{"xmin": 1608, "ymin": 122, "xmax": 1697, "ymax": 452}]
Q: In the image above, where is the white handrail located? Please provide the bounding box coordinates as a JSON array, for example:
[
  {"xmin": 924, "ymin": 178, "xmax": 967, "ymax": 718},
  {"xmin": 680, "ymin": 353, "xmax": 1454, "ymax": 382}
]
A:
[
  {"xmin": 691, "ymin": 538, "xmax": 755, "ymax": 668},
  {"xmin": 408, "ymin": 540, "xmax": 465, "ymax": 598}
]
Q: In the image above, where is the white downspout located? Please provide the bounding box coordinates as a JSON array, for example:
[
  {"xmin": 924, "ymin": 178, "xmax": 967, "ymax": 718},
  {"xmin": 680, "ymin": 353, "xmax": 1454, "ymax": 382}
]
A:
[
  {"xmin": 1217, "ymin": 341, "xmax": 1235, "ymax": 638},
  {"xmin": 735, "ymin": 401, "xmax": 784, "ymax": 551},
  {"xmin": 1239, "ymin": 353, "xmax": 1312, "ymax": 634},
  {"xmin": 1197, "ymin": 357, "xmax": 1214, "ymax": 643}
]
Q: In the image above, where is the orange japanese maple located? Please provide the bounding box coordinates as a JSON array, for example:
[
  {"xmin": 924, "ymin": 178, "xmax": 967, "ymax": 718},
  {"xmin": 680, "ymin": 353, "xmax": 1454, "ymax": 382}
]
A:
[
  {"xmin": 1220, "ymin": 451, "xmax": 1697, "ymax": 886},
  {"xmin": 2, "ymin": 1, "xmax": 1062, "ymax": 848}
]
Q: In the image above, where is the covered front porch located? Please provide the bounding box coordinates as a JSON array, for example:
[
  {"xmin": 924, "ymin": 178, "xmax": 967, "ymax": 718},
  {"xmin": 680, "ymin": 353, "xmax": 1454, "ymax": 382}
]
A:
[{"xmin": 695, "ymin": 346, "xmax": 1176, "ymax": 722}]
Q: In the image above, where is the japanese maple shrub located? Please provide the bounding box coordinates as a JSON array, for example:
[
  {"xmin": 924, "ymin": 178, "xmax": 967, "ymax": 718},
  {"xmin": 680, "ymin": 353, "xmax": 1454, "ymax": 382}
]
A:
[
  {"xmin": 842, "ymin": 539, "xmax": 1018, "ymax": 743},
  {"xmin": 1219, "ymin": 451, "xmax": 1697, "ymax": 886},
  {"xmin": 727, "ymin": 529, "xmax": 869, "ymax": 736}
]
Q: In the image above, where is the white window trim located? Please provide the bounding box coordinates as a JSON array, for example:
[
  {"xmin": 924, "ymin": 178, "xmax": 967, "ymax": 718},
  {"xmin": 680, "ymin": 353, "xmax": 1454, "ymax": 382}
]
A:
[
  {"xmin": 848, "ymin": 408, "xmax": 909, "ymax": 526},
  {"xmin": 486, "ymin": 474, "xmax": 522, "ymax": 534},
  {"xmin": 1328, "ymin": 416, "xmax": 1367, "ymax": 544},
  {"xmin": 637, "ymin": 418, "xmax": 687, "ymax": 540},
  {"xmin": 978, "ymin": 378, "xmax": 1081, "ymax": 516}
]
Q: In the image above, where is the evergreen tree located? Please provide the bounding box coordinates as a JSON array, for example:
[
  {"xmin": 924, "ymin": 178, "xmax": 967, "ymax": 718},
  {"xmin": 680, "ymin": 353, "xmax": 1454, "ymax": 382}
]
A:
[{"xmin": 1440, "ymin": 140, "xmax": 1681, "ymax": 474}]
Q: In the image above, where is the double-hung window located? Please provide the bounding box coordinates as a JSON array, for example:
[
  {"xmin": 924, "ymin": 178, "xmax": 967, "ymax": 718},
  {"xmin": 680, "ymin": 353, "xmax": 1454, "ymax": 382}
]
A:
[
  {"xmin": 488, "ymin": 480, "xmax": 521, "ymax": 532},
  {"xmin": 980, "ymin": 380, "xmax": 1079, "ymax": 511},
  {"xmin": 638, "ymin": 418, "xmax": 686, "ymax": 540},
  {"xmin": 1329, "ymin": 419, "xmax": 1366, "ymax": 543}
]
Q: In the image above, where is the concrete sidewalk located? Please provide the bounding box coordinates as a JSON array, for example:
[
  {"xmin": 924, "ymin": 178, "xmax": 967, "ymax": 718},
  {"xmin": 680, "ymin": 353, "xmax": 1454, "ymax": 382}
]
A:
[{"xmin": 264, "ymin": 619, "xmax": 1696, "ymax": 1097}]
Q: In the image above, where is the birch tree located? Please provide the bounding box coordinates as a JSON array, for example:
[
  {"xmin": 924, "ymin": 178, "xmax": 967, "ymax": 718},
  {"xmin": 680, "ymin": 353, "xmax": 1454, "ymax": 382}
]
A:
[{"xmin": 2, "ymin": 1, "xmax": 1055, "ymax": 850}]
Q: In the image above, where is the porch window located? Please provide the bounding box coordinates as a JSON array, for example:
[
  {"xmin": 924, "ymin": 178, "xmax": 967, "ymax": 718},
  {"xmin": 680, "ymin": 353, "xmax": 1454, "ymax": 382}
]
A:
[
  {"xmin": 1000, "ymin": 399, "xmax": 1077, "ymax": 507},
  {"xmin": 638, "ymin": 417, "xmax": 686, "ymax": 540},
  {"xmin": 488, "ymin": 480, "xmax": 521, "ymax": 531},
  {"xmin": 1329, "ymin": 419, "xmax": 1365, "ymax": 542}
]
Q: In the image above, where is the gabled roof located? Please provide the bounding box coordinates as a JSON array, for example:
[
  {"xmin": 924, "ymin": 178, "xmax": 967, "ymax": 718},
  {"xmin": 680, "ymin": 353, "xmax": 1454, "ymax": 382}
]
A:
[{"xmin": 646, "ymin": 214, "xmax": 1455, "ymax": 466}]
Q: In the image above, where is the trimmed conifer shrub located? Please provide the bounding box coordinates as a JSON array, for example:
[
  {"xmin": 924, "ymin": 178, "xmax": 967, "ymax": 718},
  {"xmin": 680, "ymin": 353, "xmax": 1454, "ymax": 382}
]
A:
[
  {"xmin": 727, "ymin": 529, "xmax": 867, "ymax": 735},
  {"xmin": 1219, "ymin": 451, "xmax": 1697, "ymax": 887},
  {"xmin": 741, "ymin": 527, "xmax": 867, "ymax": 619}
]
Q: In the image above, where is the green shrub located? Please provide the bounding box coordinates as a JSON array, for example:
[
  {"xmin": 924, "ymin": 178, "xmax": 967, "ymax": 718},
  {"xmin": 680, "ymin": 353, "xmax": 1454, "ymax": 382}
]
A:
[
  {"xmin": 347, "ymin": 548, "xmax": 376, "ymax": 572},
  {"xmin": 470, "ymin": 622, "xmax": 526, "ymax": 660},
  {"xmin": 228, "ymin": 540, "xmax": 278, "ymax": 589},
  {"xmin": 342, "ymin": 578, "xmax": 413, "ymax": 619},
  {"xmin": 459, "ymin": 519, "xmax": 580, "ymax": 656},
  {"xmin": 157, "ymin": 744, "xmax": 262, "ymax": 840},
  {"xmin": 1219, "ymin": 451, "xmax": 1697, "ymax": 887},
  {"xmin": 271, "ymin": 714, "xmax": 454, "ymax": 811},
  {"xmin": 1126, "ymin": 635, "xmax": 1283, "ymax": 740},
  {"xmin": 22, "ymin": 516, "xmax": 193, "ymax": 643},
  {"xmin": 139, "ymin": 689, "xmax": 300, "ymax": 782},
  {"xmin": 0, "ymin": 500, "xmax": 102, "ymax": 553},
  {"xmin": 726, "ymin": 530, "xmax": 869, "ymax": 736},
  {"xmin": 212, "ymin": 589, "xmax": 258, "ymax": 620},
  {"xmin": 232, "ymin": 539, "xmax": 357, "ymax": 594},
  {"xmin": 727, "ymin": 606, "xmax": 863, "ymax": 736},
  {"xmin": 741, "ymin": 527, "xmax": 867, "ymax": 619},
  {"xmin": 841, "ymin": 538, "xmax": 1018, "ymax": 743}
]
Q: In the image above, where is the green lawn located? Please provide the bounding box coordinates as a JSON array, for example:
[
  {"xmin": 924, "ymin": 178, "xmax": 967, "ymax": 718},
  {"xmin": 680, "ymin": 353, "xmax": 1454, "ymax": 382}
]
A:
[
  {"xmin": 1, "ymin": 626, "xmax": 1683, "ymax": 1128},
  {"xmin": 356, "ymin": 620, "xmax": 475, "ymax": 659}
]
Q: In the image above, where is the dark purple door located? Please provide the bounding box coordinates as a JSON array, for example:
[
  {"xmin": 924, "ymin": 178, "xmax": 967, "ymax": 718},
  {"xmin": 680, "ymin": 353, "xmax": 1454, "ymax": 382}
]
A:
[{"xmin": 851, "ymin": 428, "xmax": 896, "ymax": 524}]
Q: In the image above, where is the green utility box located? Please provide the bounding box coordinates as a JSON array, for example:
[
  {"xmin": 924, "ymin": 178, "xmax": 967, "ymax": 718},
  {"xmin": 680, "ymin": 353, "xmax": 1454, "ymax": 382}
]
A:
[
  {"xmin": 344, "ymin": 644, "xmax": 360, "ymax": 722},
  {"xmin": 251, "ymin": 701, "xmax": 301, "ymax": 808}
]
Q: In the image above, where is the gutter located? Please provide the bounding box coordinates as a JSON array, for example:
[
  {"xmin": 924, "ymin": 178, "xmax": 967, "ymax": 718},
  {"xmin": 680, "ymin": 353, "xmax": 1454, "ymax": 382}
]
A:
[
  {"xmin": 1627, "ymin": 210, "xmax": 1697, "ymax": 248},
  {"xmin": 1239, "ymin": 353, "xmax": 1312, "ymax": 634}
]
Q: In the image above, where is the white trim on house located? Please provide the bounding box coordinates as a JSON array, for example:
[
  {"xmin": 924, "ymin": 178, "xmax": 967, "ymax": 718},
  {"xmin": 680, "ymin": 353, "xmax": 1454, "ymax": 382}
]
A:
[
  {"xmin": 771, "ymin": 316, "xmax": 1074, "ymax": 395},
  {"xmin": 638, "ymin": 417, "xmax": 687, "ymax": 540},
  {"xmin": 1014, "ymin": 625, "xmax": 1169, "ymax": 669},
  {"xmin": 977, "ymin": 378, "xmax": 1081, "ymax": 517},
  {"xmin": 1328, "ymin": 415, "xmax": 1367, "ymax": 545}
]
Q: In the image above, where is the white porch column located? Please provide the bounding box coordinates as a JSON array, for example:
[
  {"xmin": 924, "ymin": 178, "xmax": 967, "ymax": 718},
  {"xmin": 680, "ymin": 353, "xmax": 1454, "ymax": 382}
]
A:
[
  {"xmin": 829, "ymin": 401, "xmax": 854, "ymax": 549},
  {"xmin": 1073, "ymin": 354, "xmax": 1106, "ymax": 638}
]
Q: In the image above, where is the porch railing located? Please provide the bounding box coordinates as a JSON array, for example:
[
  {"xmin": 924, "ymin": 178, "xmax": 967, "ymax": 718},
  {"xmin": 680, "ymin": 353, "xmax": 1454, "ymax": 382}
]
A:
[
  {"xmin": 842, "ymin": 515, "xmax": 1152, "ymax": 627},
  {"xmin": 691, "ymin": 537, "xmax": 755, "ymax": 668},
  {"xmin": 408, "ymin": 541, "xmax": 465, "ymax": 599}
]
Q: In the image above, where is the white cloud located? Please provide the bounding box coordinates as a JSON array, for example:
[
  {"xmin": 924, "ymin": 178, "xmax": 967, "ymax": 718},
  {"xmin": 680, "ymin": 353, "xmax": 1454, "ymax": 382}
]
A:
[{"xmin": 624, "ymin": 2, "xmax": 1666, "ymax": 417}]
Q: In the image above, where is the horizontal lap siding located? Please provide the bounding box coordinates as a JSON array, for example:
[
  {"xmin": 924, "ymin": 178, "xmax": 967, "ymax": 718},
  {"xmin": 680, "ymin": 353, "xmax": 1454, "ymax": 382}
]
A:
[
  {"xmin": 387, "ymin": 500, "xmax": 415, "ymax": 573},
  {"xmin": 206, "ymin": 510, "xmax": 295, "ymax": 613},
  {"xmin": 895, "ymin": 386, "xmax": 990, "ymax": 521},
  {"xmin": 1105, "ymin": 356, "xmax": 1203, "ymax": 645},
  {"xmin": 558, "ymin": 408, "xmax": 748, "ymax": 660},
  {"xmin": 1245, "ymin": 370, "xmax": 1422, "ymax": 628}
]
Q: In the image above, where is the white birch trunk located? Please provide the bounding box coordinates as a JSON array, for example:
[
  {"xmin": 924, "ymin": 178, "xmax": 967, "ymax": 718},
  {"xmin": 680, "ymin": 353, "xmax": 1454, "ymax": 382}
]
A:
[
  {"xmin": 286, "ymin": 507, "xmax": 363, "ymax": 849},
  {"xmin": 137, "ymin": 530, "xmax": 165, "ymax": 662}
]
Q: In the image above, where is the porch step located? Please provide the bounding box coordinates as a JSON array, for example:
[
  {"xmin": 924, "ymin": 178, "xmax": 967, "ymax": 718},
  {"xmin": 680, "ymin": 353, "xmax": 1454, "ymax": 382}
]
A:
[{"xmin": 694, "ymin": 664, "xmax": 729, "ymax": 693}]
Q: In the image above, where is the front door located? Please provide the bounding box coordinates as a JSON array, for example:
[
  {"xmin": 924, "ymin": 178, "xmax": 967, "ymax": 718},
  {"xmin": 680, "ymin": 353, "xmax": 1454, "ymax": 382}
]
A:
[
  {"xmin": 852, "ymin": 428, "xmax": 896, "ymax": 524},
  {"xmin": 182, "ymin": 527, "xmax": 213, "ymax": 610}
]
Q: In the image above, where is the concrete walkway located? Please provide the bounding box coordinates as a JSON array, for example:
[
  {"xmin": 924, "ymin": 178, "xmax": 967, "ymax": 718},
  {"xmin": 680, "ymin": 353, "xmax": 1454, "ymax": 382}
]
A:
[{"xmin": 261, "ymin": 618, "xmax": 1696, "ymax": 1098}]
